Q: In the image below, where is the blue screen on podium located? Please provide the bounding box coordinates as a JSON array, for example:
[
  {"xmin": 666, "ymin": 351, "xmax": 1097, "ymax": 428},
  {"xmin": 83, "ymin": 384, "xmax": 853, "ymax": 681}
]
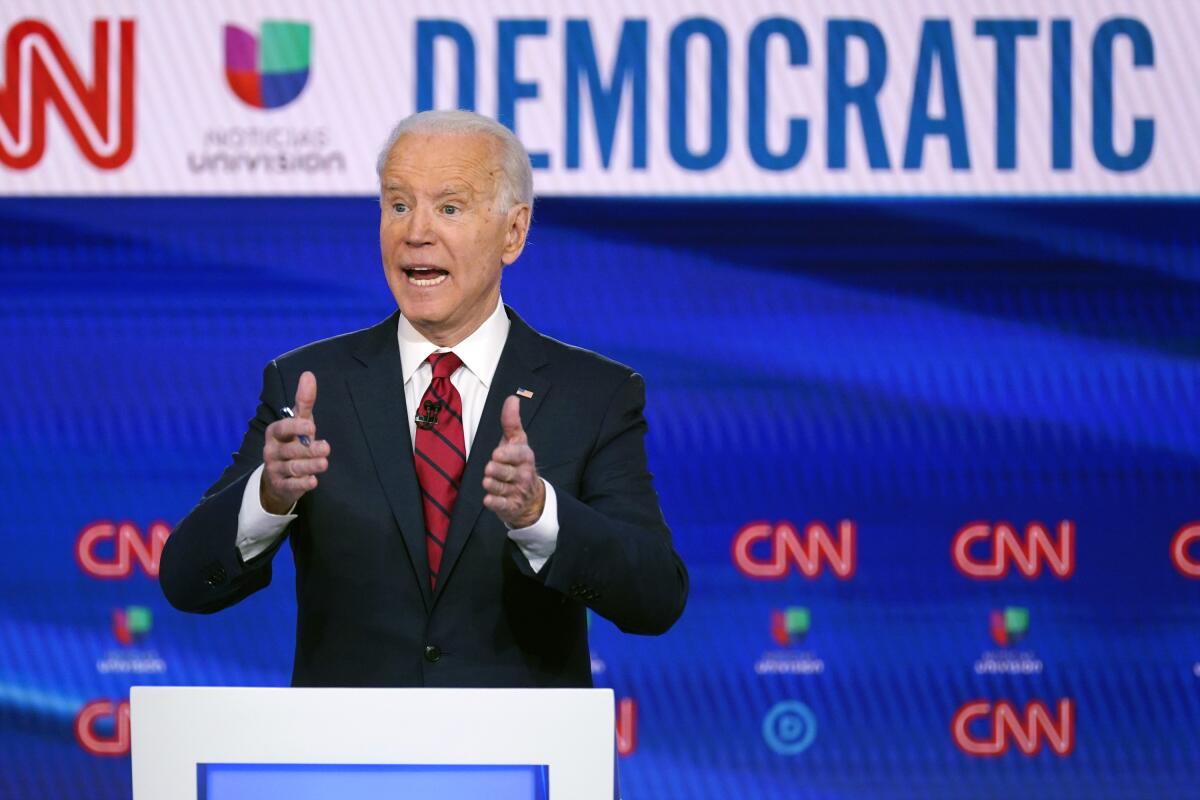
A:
[{"xmin": 197, "ymin": 763, "xmax": 549, "ymax": 799}]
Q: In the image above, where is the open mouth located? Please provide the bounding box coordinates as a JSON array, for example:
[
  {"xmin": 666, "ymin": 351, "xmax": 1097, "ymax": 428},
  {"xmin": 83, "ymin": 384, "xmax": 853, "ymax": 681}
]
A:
[{"xmin": 403, "ymin": 266, "xmax": 449, "ymax": 287}]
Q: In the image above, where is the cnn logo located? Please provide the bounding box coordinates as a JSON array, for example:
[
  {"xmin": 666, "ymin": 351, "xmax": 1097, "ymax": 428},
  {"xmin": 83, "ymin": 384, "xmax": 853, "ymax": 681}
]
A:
[
  {"xmin": 732, "ymin": 521, "xmax": 855, "ymax": 580},
  {"xmin": 952, "ymin": 699, "xmax": 1074, "ymax": 757},
  {"xmin": 1172, "ymin": 523, "xmax": 1200, "ymax": 577},
  {"xmin": 1, "ymin": 19, "xmax": 135, "ymax": 169},
  {"xmin": 952, "ymin": 521, "xmax": 1074, "ymax": 579},
  {"xmin": 75, "ymin": 699, "xmax": 129, "ymax": 756},
  {"xmin": 75, "ymin": 520, "xmax": 170, "ymax": 579}
]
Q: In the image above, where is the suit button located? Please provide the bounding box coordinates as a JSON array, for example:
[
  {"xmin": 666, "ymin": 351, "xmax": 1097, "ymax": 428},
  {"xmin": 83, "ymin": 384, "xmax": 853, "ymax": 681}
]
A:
[{"xmin": 424, "ymin": 645, "xmax": 441, "ymax": 663}]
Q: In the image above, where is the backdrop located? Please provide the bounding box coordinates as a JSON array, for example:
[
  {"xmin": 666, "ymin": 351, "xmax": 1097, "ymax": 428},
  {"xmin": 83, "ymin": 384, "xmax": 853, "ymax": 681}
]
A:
[{"xmin": 2, "ymin": 2, "xmax": 1199, "ymax": 799}]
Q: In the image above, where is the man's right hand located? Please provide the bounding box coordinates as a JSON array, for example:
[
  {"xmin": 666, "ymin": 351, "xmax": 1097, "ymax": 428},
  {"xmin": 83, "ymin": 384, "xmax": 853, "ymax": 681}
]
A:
[{"xmin": 260, "ymin": 370, "xmax": 330, "ymax": 514}]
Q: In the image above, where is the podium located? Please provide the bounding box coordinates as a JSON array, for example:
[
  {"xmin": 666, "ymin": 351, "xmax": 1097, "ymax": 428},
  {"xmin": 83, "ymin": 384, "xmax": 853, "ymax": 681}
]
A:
[{"xmin": 131, "ymin": 686, "xmax": 615, "ymax": 799}]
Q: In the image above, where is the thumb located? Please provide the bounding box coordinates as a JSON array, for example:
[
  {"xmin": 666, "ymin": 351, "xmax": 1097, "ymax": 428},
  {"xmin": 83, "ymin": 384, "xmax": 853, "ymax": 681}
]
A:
[
  {"xmin": 500, "ymin": 394, "xmax": 526, "ymax": 444},
  {"xmin": 294, "ymin": 371, "xmax": 318, "ymax": 419}
]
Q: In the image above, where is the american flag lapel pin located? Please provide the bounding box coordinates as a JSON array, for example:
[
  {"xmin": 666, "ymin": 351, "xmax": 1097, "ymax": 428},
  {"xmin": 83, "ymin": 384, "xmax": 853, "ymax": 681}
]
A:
[{"xmin": 516, "ymin": 388, "xmax": 534, "ymax": 399}]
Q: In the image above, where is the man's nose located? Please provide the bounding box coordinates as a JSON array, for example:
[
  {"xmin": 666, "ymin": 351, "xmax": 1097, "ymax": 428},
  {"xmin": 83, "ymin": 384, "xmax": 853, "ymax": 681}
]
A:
[{"xmin": 404, "ymin": 205, "xmax": 436, "ymax": 247}]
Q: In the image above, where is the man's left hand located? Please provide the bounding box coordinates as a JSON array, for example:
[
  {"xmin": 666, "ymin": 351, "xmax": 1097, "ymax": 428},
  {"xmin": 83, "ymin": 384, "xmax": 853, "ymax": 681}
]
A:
[{"xmin": 482, "ymin": 395, "xmax": 545, "ymax": 528}]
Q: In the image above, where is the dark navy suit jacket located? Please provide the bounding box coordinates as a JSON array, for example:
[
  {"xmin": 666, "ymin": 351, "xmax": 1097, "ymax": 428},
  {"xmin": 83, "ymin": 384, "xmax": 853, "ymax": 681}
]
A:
[{"xmin": 160, "ymin": 306, "xmax": 688, "ymax": 687}]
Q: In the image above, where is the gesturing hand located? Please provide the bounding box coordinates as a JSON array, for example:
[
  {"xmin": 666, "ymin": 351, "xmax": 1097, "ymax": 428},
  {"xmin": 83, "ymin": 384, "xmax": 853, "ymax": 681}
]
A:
[
  {"xmin": 482, "ymin": 395, "xmax": 545, "ymax": 528},
  {"xmin": 260, "ymin": 371, "xmax": 331, "ymax": 515}
]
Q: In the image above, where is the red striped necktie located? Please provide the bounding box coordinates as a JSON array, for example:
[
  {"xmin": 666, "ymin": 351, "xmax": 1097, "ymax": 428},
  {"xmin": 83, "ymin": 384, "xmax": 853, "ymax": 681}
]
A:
[{"xmin": 413, "ymin": 351, "xmax": 466, "ymax": 590}]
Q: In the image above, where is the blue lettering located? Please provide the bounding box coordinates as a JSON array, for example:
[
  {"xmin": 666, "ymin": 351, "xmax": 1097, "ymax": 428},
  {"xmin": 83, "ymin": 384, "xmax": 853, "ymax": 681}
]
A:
[
  {"xmin": 748, "ymin": 17, "xmax": 808, "ymax": 171},
  {"xmin": 826, "ymin": 20, "xmax": 889, "ymax": 169},
  {"xmin": 416, "ymin": 20, "xmax": 476, "ymax": 112},
  {"xmin": 904, "ymin": 19, "xmax": 969, "ymax": 170},
  {"xmin": 1093, "ymin": 17, "xmax": 1154, "ymax": 172},
  {"xmin": 565, "ymin": 19, "xmax": 648, "ymax": 169},
  {"xmin": 1051, "ymin": 19, "xmax": 1072, "ymax": 169},
  {"xmin": 976, "ymin": 19, "xmax": 1038, "ymax": 170},
  {"xmin": 498, "ymin": 19, "xmax": 550, "ymax": 168},
  {"xmin": 668, "ymin": 18, "xmax": 729, "ymax": 171}
]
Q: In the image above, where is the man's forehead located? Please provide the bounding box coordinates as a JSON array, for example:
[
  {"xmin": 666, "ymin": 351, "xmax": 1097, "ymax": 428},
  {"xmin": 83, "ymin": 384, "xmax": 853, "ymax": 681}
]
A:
[{"xmin": 384, "ymin": 132, "xmax": 500, "ymax": 171}]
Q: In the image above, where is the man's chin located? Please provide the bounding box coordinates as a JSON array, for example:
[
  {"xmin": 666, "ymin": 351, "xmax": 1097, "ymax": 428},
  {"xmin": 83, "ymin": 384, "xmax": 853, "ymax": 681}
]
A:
[
  {"xmin": 399, "ymin": 308, "xmax": 445, "ymax": 329},
  {"xmin": 393, "ymin": 293, "xmax": 449, "ymax": 323},
  {"xmin": 395, "ymin": 299, "xmax": 461, "ymax": 339}
]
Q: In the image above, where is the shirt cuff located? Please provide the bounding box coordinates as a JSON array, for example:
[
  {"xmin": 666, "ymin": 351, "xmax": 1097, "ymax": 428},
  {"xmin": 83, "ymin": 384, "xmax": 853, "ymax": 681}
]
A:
[
  {"xmin": 505, "ymin": 478, "xmax": 559, "ymax": 573},
  {"xmin": 236, "ymin": 463, "xmax": 297, "ymax": 561}
]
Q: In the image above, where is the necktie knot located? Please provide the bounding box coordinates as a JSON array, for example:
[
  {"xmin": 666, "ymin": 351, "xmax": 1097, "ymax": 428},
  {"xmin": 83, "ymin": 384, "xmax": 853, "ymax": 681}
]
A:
[{"xmin": 428, "ymin": 351, "xmax": 463, "ymax": 380}]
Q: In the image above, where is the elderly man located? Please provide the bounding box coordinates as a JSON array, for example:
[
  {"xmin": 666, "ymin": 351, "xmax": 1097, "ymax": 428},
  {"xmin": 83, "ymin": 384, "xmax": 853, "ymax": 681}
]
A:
[{"xmin": 160, "ymin": 110, "xmax": 689, "ymax": 688}]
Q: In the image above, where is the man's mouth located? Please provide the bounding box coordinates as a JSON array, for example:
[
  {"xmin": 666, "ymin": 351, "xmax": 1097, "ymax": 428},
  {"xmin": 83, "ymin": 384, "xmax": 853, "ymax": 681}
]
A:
[{"xmin": 403, "ymin": 266, "xmax": 449, "ymax": 287}]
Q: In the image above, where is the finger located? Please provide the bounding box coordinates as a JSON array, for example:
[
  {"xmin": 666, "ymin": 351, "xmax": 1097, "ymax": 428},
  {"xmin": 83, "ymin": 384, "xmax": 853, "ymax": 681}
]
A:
[
  {"xmin": 278, "ymin": 439, "xmax": 331, "ymax": 461},
  {"xmin": 268, "ymin": 417, "xmax": 317, "ymax": 444},
  {"xmin": 490, "ymin": 442, "xmax": 533, "ymax": 466},
  {"xmin": 484, "ymin": 462, "xmax": 516, "ymax": 483},
  {"xmin": 277, "ymin": 475, "xmax": 319, "ymax": 493},
  {"xmin": 294, "ymin": 371, "xmax": 318, "ymax": 419},
  {"xmin": 483, "ymin": 493, "xmax": 510, "ymax": 513},
  {"xmin": 500, "ymin": 395, "xmax": 526, "ymax": 444},
  {"xmin": 482, "ymin": 476, "xmax": 510, "ymax": 496},
  {"xmin": 276, "ymin": 456, "xmax": 329, "ymax": 478}
]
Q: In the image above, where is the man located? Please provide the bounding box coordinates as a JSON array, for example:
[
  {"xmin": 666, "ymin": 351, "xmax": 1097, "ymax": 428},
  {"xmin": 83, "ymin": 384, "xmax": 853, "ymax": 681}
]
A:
[{"xmin": 160, "ymin": 110, "xmax": 689, "ymax": 688}]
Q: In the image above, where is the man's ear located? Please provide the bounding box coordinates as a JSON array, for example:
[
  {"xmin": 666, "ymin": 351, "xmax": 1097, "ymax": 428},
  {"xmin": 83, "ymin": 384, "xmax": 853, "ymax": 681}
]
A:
[{"xmin": 501, "ymin": 203, "xmax": 532, "ymax": 265}]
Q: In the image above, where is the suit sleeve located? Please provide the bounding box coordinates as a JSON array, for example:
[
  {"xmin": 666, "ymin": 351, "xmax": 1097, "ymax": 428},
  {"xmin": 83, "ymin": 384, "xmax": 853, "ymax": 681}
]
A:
[
  {"xmin": 535, "ymin": 372, "xmax": 689, "ymax": 635},
  {"xmin": 159, "ymin": 360, "xmax": 295, "ymax": 613}
]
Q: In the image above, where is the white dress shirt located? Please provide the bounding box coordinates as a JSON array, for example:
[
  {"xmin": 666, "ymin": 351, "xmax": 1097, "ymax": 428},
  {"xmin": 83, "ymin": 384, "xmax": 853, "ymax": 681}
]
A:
[{"xmin": 234, "ymin": 298, "xmax": 559, "ymax": 572}]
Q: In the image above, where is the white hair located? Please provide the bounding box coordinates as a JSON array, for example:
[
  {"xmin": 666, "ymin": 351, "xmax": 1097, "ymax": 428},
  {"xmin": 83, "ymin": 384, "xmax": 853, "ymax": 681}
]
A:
[{"xmin": 376, "ymin": 110, "xmax": 534, "ymax": 213}]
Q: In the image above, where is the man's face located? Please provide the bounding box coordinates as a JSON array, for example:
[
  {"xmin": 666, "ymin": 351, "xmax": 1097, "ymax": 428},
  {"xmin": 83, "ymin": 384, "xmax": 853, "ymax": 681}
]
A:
[{"xmin": 379, "ymin": 131, "xmax": 530, "ymax": 346}]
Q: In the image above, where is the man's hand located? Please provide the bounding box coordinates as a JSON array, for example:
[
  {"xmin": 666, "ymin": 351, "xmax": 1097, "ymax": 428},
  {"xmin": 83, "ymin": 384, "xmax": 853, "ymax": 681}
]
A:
[
  {"xmin": 482, "ymin": 395, "xmax": 545, "ymax": 528},
  {"xmin": 260, "ymin": 371, "xmax": 331, "ymax": 515}
]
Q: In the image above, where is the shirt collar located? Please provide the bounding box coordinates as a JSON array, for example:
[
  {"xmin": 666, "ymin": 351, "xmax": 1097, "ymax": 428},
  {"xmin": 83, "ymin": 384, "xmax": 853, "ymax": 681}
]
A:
[{"xmin": 396, "ymin": 298, "xmax": 510, "ymax": 388}]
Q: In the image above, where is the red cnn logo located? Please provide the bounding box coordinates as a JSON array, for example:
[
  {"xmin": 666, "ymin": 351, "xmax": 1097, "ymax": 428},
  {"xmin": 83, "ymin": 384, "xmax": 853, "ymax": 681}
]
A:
[
  {"xmin": 616, "ymin": 697, "xmax": 637, "ymax": 757},
  {"xmin": 75, "ymin": 520, "xmax": 170, "ymax": 579},
  {"xmin": 1172, "ymin": 523, "xmax": 1200, "ymax": 578},
  {"xmin": 732, "ymin": 521, "xmax": 855, "ymax": 579},
  {"xmin": 952, "ymin": 699, "xmax": 1074, "ymax": 757},
  {"xmin": 0, "ymin": 19, "xmax": 135, "ymax": 170},
  {"xmin": 952, "ymin": 521, "xmax": 1074, "ymax": 579},
  {"xmin": 75, "ymin": 699, "xmax": 130, "ymax": 756}
]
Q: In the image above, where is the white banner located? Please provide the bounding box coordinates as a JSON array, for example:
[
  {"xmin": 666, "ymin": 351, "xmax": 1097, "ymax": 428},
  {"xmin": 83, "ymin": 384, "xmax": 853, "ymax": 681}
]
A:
[{"xmin": 1, "ymin": 0, "xmax": 1197, "ymax": 196}]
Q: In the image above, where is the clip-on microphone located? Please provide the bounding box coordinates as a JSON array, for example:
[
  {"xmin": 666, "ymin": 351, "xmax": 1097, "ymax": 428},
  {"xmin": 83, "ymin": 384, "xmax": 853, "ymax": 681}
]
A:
[{"xmin": 415, "ymin": 399, "xmax": 442, "ymax": 430}]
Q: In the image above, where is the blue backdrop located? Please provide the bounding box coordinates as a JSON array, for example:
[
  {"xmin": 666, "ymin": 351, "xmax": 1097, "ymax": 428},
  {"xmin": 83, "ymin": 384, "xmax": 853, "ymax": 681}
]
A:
[{"xmin": 0, "ymin": 197, "xmax": 1197, "ymax": 798}]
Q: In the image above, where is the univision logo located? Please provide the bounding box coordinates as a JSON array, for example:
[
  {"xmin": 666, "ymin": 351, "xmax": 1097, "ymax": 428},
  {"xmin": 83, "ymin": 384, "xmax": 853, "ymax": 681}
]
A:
[
  {"xmin": 224, "ymin": 21, "xmax": 311, "ymax": 109},
  {"xmin": 112, "ymin": 605, "xmax": 151, "ymax": 646},
  {"xmin": 770, "ymin": 606, "xmax": 810, "ymax": 647},
  {"xmin": 989, "ymin": 606, "xmax": 1029, "ymax": 648}
]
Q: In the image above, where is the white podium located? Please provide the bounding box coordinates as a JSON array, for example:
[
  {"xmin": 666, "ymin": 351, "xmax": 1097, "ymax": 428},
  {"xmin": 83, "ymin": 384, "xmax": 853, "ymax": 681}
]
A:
[{"xmin": 131, "ymin": 686, "xmax": 615, "ymax": 799}]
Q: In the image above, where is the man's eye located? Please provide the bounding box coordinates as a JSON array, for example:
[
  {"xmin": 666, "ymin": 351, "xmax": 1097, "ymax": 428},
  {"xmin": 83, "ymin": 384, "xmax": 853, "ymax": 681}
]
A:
[
  {"xmin": 442, "ymin": 205, "xmax": 459, "ymax": 215},
  {"xmin": 392, "ymin": 203, "xmax": 408, "ymax": 213}
]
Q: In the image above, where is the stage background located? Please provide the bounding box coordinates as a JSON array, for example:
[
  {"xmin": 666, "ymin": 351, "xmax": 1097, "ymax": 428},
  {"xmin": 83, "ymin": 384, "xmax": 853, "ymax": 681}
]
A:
[{"xmin": 2, "ymin": 3, "xmax": 1199, "ymax": 799}]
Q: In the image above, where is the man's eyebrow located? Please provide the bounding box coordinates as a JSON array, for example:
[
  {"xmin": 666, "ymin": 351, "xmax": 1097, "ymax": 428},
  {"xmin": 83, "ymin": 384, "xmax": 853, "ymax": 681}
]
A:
[
  {"xmin": 436, "ymin": 184, "xmax": 475, "ymax": 198},
  {"xmin": 381, "ymin": 182, "xmax": 474, "ymax": 198}
]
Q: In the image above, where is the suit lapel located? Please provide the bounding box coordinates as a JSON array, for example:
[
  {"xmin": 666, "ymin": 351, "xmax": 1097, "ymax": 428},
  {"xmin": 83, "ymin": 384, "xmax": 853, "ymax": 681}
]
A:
[
  {"xmin": 432, "ymin": 306, "xmax": 550, "ymax": 605},
  {"xmin": 346, "ymin": 310, "xmax": 433, "ymax": 611}
]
